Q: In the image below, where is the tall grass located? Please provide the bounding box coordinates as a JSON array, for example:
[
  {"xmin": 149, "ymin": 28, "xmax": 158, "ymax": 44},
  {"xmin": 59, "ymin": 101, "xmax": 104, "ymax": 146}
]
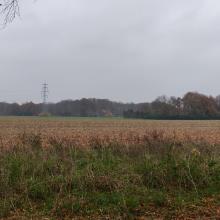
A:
[{"xmin": 0, "ymin": 132, "xmax": 220, "ymax": 218}]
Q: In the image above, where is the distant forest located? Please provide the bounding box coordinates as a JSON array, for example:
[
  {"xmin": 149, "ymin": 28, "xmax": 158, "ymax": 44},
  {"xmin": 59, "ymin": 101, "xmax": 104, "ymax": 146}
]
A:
[{"xmin": 1, "ymin": 92, "xmax": 220, "ymax": 119}]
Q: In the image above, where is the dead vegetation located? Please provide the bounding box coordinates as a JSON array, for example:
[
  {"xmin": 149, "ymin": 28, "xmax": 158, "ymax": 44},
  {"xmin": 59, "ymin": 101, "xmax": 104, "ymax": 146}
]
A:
[{"xmin": 0, "ymin": 117, "xmax": 220, "ymax": 219}]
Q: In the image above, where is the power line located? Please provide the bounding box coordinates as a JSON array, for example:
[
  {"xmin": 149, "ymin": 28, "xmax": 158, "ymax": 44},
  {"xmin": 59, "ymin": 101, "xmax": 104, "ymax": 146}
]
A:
[{"xmin": 0, "ymin": 89, "xmax": 32, "ymax": 93}]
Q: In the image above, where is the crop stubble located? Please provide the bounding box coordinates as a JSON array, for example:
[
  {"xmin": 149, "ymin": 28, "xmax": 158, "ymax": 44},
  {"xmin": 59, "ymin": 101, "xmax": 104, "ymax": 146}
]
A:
[{"xmin": 0, "ymin": 117, "xmax": 220, "ymax": 149}]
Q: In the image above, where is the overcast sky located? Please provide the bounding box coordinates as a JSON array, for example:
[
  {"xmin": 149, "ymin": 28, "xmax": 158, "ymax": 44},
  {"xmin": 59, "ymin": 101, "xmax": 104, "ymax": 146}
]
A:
[{"xmin": 0, "ymin": 0, "xmax": 220, "ymax": 103}]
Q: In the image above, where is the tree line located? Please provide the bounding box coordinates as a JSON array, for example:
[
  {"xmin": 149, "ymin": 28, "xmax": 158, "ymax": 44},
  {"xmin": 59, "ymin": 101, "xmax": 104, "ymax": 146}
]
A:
[
  {"xmin": 1, "ymin": 92, "xmax": 220, "ymax": 119},
  {"xmin": 0, "ymin": 98, "xmax": 135, "ymax": 117},
  {"xmin": 124, "ymin": 92, "xmax": 220, "ymax": 120}
]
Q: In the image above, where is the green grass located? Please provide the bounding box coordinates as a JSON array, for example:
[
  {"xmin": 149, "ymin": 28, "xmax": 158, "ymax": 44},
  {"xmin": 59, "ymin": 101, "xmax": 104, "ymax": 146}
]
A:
[
  {"xmin": 0, "ymin": 135, "xmax": 220, "ymax": 219},
  {"xmin": 0, "ymin": 115, "xmax": 124, "ymax": 121}
]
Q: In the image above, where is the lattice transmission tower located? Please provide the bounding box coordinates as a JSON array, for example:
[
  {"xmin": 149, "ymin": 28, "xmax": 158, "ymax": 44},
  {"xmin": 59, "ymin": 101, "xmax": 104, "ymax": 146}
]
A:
[{"xmin": 41, "ymin": 83, "xmax": 49, "ymax": 113}]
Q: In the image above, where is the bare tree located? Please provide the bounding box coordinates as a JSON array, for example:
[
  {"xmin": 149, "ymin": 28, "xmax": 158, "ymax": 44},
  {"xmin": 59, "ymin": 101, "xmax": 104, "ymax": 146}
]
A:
[{"xmin": 0, "ymin": 0, "xmax": 20, "ymax": 24}]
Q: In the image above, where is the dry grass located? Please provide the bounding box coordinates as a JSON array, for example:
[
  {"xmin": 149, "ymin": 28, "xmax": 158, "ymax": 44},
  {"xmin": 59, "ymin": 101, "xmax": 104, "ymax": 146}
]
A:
[
  {"xmin": 0, "ymin": 117, "xmax": 220, "ymax": 219},
  {"xmin": 0, "ymin": 117, "xmax": 220, "ymax": 149}
]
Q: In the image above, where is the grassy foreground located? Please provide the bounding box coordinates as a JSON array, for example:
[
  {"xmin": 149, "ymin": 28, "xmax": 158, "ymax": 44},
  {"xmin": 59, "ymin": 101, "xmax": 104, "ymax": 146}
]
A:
[{"xmin": 0, "ymin": 133, "xmax": 220, "ymax": 219}]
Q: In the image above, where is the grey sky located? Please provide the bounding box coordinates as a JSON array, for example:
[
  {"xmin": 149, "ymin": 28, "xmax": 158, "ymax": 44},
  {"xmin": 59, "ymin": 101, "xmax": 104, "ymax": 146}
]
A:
[{"xmin": 0, "ymin": 0, "xmax": 220, "ymax": 103}]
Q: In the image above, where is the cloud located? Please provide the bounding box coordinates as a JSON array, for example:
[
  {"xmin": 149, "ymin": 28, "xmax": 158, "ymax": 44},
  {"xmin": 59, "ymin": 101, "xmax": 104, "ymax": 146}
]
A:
[{"xmin": 0, "ymin": 0, "xmax": 220, "ymax": 103}]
